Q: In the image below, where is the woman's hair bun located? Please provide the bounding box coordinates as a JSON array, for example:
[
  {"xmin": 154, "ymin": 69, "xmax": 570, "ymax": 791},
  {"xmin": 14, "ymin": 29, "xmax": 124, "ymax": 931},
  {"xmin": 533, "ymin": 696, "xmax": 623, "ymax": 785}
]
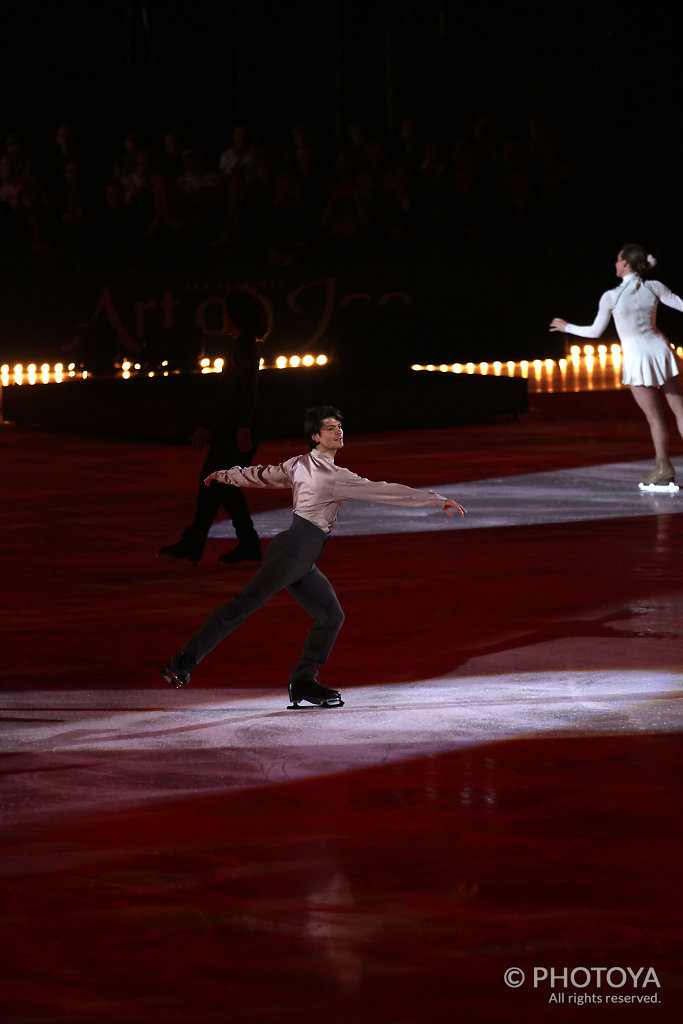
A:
[{"xmin": 646, "ymin": 254, "xmax": 658, "ymax": 268}]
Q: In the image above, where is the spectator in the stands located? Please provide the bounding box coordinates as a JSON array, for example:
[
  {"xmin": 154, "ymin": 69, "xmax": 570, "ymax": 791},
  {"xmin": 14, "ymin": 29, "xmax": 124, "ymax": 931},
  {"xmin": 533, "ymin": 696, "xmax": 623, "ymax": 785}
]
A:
[
  {"xmin": 0, "ymin": 151, "xmax": 23, "ymax": 209},
  {"xmin": 219, "ymin": 124, "xmax": 255, "ymax": 181},
  {"xmin": 175, "ymin": 146, "xmax": 226, "ymax": 243},
  {"xmin": 112, "ymin": 131, "xmax": 142, "ymax": 182},
  {"xmin": 122, "ymin": 150, "xmax": 166, "ymax": 238},
  {"xmin": 15, "ymin": 178, "xmax": 54, "ymax": 256},
  {"xmin": 5, "ymin": 134, "xmax": 35, "ymax": 178},
  {"xmin": 157, "ymin": 129, "xmax": 184, "ymax": 182}
]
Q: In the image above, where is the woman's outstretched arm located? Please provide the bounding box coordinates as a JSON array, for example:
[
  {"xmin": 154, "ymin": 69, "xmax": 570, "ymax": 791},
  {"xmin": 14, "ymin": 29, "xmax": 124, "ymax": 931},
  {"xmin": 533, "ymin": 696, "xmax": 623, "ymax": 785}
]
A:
[{"xmin": 550, "ymin": 291, "xmax": 614, "ymax": 337}]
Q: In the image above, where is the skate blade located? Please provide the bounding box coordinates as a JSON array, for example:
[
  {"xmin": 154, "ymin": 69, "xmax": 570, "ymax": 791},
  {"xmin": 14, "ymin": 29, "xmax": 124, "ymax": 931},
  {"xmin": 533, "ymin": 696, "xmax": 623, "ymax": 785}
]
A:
[
  {"xmin": 160, "ymin": 667, "xmax": 187, "ymax": 688},
  {"xmin": 638, "ymin": 481, "xmax": 679, "ymax": 492},
  {"xmin": 287, "ymin": 698, "xmax": 345, "ymax": 710}
]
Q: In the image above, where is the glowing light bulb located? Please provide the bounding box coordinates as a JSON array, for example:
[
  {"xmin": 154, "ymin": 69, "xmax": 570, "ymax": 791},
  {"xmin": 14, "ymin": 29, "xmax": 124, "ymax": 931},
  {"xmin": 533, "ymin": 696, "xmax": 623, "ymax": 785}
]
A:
[
  {"xmin": 583, "ymin": 344, "xmax": 594, "ymax": 356},
  {"xmin": 200, "ymin": 358, "xmax": 210, "ymax": 368},
  {"xmin": 544, "ymin": 359, "xmax": 554, "ymax": 370},
  {"xmin": 276, "ymin": 356, "xmax": 287, "ymax": 368},
  {"xmin": 316, "ymin": 354, "xmax": 328, "ymax": 365},
  {"xmin": 480, "ymin": 361, "xmax": 489, "ymax": 373},
  {"xmin": 411, "ymin": 364, "xmax": 422, "ymax": 371},
  {"xmin": 453, "ymin": 363, "xmax": 463, "ymax": 373},
  {"xmin": 302, "ymin": 355, "xmax": 314, "ymax": 366},
  {"xmin": 597, "ymin": 344, "xmax": 607, "ymax": 355},
  {"xmin": 289, "ymin": 355, "xmax": 301, "ymax": 367},
  {"xmin": 466, "ymin": 362, "xmax": 475, "ymax": 373},
  {"xmin": 55, "ymin": 363, "xmax": 63, "ymax": 373},
  {"xmin": 259, "ymin": 357, "xmax": 264, "ymax": 369},
  {"xmin": 41, "ymin": 363, "xmax": 50, "ymax": 373},
  {"xmin": 570, "ymin": 346, "xmax": 580, "ymax": 357},
  {"xmin": 214, "ymin": 358, "xmax": 224, "ymax": 370}
]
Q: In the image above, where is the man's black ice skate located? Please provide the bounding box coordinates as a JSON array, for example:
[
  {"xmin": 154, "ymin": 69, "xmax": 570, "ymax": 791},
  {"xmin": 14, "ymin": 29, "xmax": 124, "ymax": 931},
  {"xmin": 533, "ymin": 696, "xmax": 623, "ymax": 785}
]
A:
[
  {"xmin": 217, "ymin": 541, "xmax": 262, "ymax": 567},
  {"xmin": 157, "ymin": 541, "xmax": 201, "ymax": 565},
  {"xmin": 287, "ymin": 680, "xmax": 345, "ymax": 709},
  {"xmin": 161, "ymin": 650, "xmax": 195, "ymax": 688}
]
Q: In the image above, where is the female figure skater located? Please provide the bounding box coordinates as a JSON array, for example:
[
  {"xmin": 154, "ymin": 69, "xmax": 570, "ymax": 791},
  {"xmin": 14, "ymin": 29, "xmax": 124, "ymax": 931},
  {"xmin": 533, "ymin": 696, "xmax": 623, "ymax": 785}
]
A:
[
  {"xmin": 162, "ymin": 405, "xmax": 466, "ymax": 708},
  {"xmin": 550, "ymin": 243, "xmax": 683, "ymax": 489}
]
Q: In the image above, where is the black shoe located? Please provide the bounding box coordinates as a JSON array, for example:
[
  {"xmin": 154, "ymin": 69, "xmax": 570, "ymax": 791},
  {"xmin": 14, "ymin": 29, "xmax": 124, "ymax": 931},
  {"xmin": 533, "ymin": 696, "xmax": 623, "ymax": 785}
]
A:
[
  {"xmin": 287, "ymin": 680, "xmax": 344, "ymax": 709},
  {"xmin": 217, "ymin": 542, "xmax": 262, "ymax": 567},
  {"xmin": 158, "ymin": 541, "xmax": 201, "ymax": 565},
  {"xmin": 161, "ymin": 650, "xmax": 196, "ymax": 688}
]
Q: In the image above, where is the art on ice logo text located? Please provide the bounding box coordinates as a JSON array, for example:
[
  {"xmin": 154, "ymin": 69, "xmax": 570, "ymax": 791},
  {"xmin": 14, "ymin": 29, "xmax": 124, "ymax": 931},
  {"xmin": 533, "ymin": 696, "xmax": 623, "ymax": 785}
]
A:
[{"xmin": 503, "ymin": 966, "xmax": 662, "ymax": 1005}]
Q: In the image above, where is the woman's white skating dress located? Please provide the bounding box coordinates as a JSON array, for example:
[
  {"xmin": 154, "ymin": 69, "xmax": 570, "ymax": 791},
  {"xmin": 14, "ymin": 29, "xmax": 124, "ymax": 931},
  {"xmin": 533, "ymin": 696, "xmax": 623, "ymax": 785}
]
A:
[{"xmin": 565, "ymin": 273, "xmax": 683, "ymax": 386}]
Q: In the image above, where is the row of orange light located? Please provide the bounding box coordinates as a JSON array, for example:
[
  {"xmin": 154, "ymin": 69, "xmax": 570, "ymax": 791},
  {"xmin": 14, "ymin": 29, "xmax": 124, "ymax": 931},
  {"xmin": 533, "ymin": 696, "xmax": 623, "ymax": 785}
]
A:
[
  {"xmin": 197, "ymin": 354, "xmax": 329, "ymax": 374},
  {"xmin": 412, "ymin": 344, "xmax": 624, "ymax": 377},
  {"xmin": 1, "ymin": 362, "xmax": 86, "ymax": 386},
  {"xmin": 2, "ymin": 354, "xmax": 329, "ymax": 385},
  {"xmin": 412, "ymin": 341, "xmax": 683, "ymax": 379}
]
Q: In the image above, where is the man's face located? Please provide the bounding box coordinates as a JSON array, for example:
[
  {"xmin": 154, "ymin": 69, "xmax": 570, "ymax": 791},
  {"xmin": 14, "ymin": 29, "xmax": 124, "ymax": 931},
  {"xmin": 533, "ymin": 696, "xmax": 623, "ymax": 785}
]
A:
[{"xmin": 314, "ymin": 417, "xmax": 344, "ymax": 452}]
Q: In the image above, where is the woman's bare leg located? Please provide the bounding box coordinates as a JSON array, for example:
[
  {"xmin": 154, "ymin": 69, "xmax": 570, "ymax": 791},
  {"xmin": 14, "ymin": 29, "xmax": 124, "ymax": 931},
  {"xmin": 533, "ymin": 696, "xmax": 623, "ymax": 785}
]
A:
[
  {"xmin": 630, "ymin": 385, "xmax": 669, "ymax": 459},
  {"xmin": 661, "ymin": 376, "xmax": 683, "ymax": 442}
]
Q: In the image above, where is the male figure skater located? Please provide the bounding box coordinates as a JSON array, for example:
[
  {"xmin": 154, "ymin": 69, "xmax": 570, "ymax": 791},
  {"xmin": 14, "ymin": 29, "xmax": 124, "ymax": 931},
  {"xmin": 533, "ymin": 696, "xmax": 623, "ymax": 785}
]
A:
[{"xmin": 162, "ymin": 405, "xmax": 466, "ymax": 708}]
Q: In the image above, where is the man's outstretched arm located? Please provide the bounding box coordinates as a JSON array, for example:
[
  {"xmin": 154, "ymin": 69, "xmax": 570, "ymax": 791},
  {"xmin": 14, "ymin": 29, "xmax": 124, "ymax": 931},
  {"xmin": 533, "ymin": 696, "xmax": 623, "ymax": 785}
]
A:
[
  {"xmin": 332, "ymin": 469, "xmax": 466, "ymax": 518},
  {"xmin": 204, "ymin": 463, "xmax": 292, "ymax": 489}
]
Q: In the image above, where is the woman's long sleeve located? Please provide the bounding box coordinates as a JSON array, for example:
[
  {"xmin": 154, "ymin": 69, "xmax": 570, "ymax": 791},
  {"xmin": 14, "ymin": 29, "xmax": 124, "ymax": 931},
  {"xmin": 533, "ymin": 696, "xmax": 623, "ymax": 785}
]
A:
[
  {"xmin": 565, "ymin": 291, "xmax": 614, "ymax": 338},
  {"xmin": 648, "ymin": 280, "xmax": 683, "ymax": 315}
]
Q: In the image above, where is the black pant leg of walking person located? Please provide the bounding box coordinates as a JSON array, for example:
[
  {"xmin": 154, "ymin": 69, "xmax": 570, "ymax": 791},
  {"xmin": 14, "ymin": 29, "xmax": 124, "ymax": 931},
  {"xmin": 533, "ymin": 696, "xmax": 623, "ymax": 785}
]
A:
[{"xmin": 181, "ymin": 440, "xmax": 260, "ymax": 563}]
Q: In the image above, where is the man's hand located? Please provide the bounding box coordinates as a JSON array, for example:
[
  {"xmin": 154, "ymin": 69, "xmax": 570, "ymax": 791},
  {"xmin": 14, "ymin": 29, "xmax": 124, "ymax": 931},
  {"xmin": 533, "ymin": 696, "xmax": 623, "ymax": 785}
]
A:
[
  {"xmin": 444, "ymin": 499, "xmax": 467, "ymax": 519},
  {"xmin": 204, "ymin": 470, "xmax": 231, "ymax": 487}
]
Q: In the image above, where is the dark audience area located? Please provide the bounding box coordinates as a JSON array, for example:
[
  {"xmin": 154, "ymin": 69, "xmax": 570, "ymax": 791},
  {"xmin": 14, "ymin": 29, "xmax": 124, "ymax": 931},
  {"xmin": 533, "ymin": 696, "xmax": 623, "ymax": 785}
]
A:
[{"xmin": 0, "ymin": 111, "xmax": 582, "ymax": 273}]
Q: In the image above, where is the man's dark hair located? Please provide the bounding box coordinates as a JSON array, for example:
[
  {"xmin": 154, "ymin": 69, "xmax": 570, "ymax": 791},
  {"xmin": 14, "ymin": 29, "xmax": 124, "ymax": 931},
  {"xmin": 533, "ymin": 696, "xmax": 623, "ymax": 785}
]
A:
[
  {"xmin": 304, "ymin": 405, "xmax": 343, "ymax": 449},
  {"xmin": 225, "ymin": 287, "xmax": 272, "ymax": 341}
]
